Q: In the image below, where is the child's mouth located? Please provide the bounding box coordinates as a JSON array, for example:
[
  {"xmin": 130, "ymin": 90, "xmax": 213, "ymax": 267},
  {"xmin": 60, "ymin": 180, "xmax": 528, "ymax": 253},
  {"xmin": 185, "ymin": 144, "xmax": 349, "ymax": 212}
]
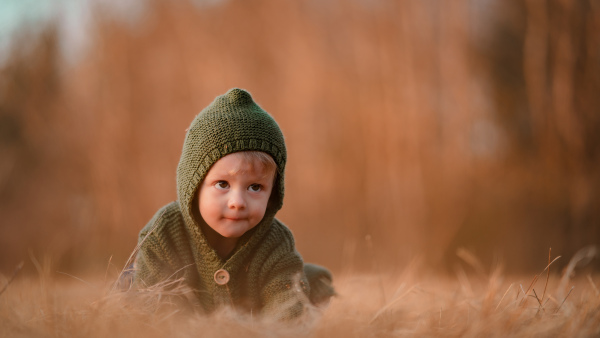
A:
[{"xmin": 224, "ymin": 217, "xmax": 244, "ymax": 221}]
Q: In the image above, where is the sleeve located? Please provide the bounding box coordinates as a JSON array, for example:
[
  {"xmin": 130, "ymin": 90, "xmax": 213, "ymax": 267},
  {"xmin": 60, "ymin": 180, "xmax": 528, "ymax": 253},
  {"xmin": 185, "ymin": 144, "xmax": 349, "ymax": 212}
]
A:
[
  {"xmin": 132, "ymin": 205, "xmax": 181, "ymax": 289},
  {"xmin": 258, "ymin": 224, "xmax": 312, "ymax": 320},
  {"xmin": 260, "ymin": 252, "xmax": 312, "ymax": 320},
  {"xmin": 303, "ymin": 263, "xmax": 336, "ymax": 306}
]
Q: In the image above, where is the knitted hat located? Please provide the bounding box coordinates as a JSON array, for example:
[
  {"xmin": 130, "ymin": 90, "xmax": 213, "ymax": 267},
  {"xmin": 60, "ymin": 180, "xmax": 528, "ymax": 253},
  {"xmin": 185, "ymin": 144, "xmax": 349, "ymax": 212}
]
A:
[{"xmin": 176, "ymin": 88, "xmax": 287, "ymax": 235}]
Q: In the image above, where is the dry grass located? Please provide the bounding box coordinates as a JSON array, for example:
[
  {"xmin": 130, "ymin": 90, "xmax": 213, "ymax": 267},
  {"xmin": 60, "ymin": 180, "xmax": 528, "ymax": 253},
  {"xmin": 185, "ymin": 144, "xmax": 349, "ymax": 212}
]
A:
[{"xmin": 1, "ymin": 254, "xmax": 599, "ymax": 337}]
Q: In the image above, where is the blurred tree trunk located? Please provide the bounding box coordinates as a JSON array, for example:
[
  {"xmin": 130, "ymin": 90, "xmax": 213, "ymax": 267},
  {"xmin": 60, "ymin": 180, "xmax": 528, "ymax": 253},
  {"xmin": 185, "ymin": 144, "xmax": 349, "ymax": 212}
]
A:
[{"xmin": 484, "ymin": 0, "xmax": 600, "ymax": 267}]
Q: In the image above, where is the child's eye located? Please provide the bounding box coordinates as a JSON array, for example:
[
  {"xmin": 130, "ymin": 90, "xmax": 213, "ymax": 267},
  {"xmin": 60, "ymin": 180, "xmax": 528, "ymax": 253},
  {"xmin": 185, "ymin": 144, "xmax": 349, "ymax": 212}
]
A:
[
  {"xmin": 248, "ymin": 184, "xmax": 262, "ymax": 192},
  {"xmin": 215, "ymin": 181, "xmax": 229, "ymax": 189}
]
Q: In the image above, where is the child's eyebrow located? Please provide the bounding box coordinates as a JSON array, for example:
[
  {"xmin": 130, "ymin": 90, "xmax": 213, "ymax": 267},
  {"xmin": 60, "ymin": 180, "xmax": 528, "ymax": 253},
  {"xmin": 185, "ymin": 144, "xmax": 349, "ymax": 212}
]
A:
[
  {"xmin": 206, "ymin": 167, "xmax": 271, "ymax": 181},
  {"xmin": 223, "ymin": 170, "xmax": 274, "ymax": 181},
  {"xmin": 225, "ymin": 165, "xmax": 275, "ymax": 178}
]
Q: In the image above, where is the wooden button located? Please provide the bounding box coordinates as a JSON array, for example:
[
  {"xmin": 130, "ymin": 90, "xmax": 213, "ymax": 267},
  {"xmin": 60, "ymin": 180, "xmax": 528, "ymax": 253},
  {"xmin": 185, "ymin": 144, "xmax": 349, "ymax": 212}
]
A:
[{"xmin": 214, "ymin": 269, "xmax": 230, "ymax": 285}]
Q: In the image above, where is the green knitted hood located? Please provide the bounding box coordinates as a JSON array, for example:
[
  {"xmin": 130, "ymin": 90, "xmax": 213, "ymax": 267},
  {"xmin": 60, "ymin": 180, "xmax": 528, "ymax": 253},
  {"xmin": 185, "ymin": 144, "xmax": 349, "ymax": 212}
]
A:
[{"xmin": 176, "ymin": 88, "xmax": 287, "ymax": 247}]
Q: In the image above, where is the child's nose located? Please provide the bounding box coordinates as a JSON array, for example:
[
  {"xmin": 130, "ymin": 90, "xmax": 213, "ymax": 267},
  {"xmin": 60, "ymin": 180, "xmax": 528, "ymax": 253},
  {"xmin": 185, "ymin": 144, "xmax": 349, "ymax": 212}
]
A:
[{"xmin": 227, "ymin": 191, "xmax": 246, "ymax": 209}]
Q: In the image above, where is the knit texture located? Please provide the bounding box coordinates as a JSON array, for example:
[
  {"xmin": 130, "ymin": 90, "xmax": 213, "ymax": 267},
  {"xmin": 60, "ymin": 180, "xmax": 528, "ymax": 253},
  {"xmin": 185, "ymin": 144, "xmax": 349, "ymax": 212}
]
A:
[{"xmin": 133, "ymin": 88, "xmax": 316, "ymax": 319}]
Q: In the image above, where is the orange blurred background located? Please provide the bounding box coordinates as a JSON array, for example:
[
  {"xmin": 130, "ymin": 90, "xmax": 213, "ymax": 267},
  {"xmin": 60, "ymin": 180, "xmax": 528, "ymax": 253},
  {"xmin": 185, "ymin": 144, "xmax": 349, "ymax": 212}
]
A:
[{"xmin": 0, "ymin": 0, "xmax": 598, "ymax": 276}]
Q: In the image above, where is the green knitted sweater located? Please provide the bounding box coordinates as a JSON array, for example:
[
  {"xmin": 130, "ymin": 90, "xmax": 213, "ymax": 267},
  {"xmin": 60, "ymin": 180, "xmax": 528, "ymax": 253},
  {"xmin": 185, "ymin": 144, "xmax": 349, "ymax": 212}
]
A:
[{"xmin": 133, "ymin": 89, "xmax": 312, "ymax": 319}]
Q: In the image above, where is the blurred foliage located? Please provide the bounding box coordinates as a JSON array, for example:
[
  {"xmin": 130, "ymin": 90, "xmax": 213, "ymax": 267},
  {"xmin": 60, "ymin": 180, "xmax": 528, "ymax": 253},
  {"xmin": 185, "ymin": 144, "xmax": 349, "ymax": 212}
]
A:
[{"xmin": 0, "ymin": 0, "xmax": 598, "ymax": 274}]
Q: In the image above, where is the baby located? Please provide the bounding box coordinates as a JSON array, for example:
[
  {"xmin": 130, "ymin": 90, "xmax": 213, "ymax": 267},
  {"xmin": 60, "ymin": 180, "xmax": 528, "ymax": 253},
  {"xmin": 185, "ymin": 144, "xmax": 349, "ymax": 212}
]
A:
[{"xmin": 130, "ymin": 88, "xmax": 334, "ymax": 319}]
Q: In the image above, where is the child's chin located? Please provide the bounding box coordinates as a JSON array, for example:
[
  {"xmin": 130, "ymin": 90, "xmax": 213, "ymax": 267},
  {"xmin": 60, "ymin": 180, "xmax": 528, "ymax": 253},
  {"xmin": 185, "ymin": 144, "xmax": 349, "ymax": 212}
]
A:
[{"xmin": 218, "ymin": 230, "xmax": 244, "ymax": 239}]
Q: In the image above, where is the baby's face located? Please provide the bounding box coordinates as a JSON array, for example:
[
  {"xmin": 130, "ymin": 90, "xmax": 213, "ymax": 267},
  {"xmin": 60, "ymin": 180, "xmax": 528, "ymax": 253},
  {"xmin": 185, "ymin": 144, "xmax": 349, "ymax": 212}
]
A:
[{"xmin": 198, "ymin": 152, "xmax": 276, "ymax": 239}]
